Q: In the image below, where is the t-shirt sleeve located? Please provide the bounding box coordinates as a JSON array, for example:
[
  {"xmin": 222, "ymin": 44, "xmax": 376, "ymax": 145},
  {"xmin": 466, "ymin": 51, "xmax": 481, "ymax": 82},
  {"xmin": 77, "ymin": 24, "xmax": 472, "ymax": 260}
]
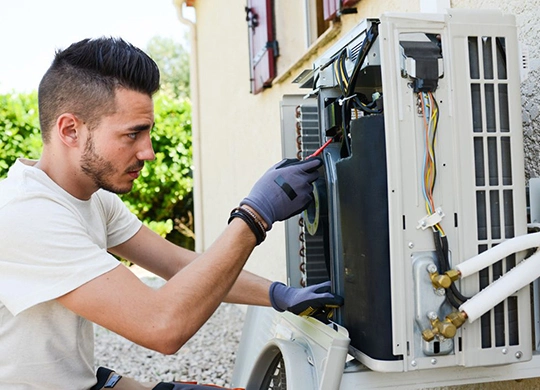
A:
[
  {"xmin": 98, "ymin": 190, "xmax": 143, "ymax": 248},
  {"xmin": 0, "ymin": 194, "xmax": 138, "ymax": 316}
]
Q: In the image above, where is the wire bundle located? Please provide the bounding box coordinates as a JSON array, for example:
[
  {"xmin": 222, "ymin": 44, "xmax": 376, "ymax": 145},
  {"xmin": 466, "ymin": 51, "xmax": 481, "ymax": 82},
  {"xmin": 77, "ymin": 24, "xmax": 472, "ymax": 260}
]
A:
[
  {"xmin": 419, "ymin": 92, "xmax": 469, "ymax": 308},
  {"xmin": 420, "ymin": 91, "xmax": 441, "ymax": 231},
  {"xmin": 327, "ymin": 23, "xmax": 381, "ymax": 157}
]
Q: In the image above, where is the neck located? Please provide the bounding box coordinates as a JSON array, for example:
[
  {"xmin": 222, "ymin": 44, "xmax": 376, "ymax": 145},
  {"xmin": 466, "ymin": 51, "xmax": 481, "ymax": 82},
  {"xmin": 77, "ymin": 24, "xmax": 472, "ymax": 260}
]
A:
[{"xmin": 37, "ymin": 149, "xmax": 98, "ymax": 200}]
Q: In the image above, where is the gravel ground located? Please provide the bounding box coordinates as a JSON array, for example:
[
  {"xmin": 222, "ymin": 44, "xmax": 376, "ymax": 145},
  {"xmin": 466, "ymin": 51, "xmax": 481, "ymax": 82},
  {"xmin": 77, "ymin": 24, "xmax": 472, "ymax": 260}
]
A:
[{"xmin": 93, "ymin": 274, "xmax": 246, "ymax": 387}]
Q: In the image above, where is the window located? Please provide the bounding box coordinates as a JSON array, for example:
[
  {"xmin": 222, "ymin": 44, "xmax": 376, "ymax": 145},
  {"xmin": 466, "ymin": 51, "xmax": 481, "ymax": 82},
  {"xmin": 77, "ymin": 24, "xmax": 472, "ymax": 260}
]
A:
[{"xmin": 246, "ymin": 0, "xmax": 278, "ymax": 94}]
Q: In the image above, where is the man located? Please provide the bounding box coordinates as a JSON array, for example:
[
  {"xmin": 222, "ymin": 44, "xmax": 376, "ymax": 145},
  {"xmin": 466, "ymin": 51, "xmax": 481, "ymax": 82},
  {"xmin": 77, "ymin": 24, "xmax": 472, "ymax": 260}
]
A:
[{"xmin": 0, "ymin": 37, "xmax": 342, "ymax": 389}]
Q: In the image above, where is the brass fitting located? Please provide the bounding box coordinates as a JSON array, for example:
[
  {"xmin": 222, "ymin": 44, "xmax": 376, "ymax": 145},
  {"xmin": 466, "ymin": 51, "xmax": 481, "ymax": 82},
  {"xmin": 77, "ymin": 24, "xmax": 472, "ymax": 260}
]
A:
[
  {"xmin": 446, "ymin": 311, "xmax": 467, "ymax": 329},
  {"xmin": 421, "ymin": 315, "xmax": 457, "ymax": 341},
  {"xmin": 429, "ymin": 271, "xmax": 452, "ymax": 289},
  {"xmin": 422, "ymin": 328, "xmax": 436, "ymax": 342},
  {"xmin": 429, "ymin": 269, "xmax": 461, "ymax": 289},
  {"xmin": 445, "ymin": 269, "xmax": 461, "ymax": 282}
]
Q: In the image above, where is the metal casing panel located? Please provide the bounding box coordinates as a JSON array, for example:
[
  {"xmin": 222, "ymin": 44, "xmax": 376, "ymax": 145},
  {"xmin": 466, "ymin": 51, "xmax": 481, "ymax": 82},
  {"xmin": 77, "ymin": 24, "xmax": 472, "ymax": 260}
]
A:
[
  {"xmin": 378, "ymin": 9, "xmax": 530, "ymax": 371},
  {"xmin": 335, "ymin": 114, "xmax": 396, "ymax": 362}
]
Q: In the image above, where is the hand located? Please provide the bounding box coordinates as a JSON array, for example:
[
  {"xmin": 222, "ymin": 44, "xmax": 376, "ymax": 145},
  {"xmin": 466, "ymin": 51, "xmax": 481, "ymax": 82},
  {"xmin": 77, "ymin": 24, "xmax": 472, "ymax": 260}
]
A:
[
  {"xmin": 269, "ymin": 281, "xmax": 344, "ymax": 319},
  {"xmin": 241, "ymin": 158, "xmax": 323, "ymax": 229}
]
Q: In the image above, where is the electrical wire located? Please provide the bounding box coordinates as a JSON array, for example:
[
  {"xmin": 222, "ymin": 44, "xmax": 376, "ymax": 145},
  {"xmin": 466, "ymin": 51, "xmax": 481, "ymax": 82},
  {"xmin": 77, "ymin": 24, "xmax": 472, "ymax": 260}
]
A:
[
  {"xmin": 331, "ymin": 37, "xmax": 383, "ymax": 157},
  {"xmin": 420, "ymin": 92, "xmax": 469, "ymax": 308}
]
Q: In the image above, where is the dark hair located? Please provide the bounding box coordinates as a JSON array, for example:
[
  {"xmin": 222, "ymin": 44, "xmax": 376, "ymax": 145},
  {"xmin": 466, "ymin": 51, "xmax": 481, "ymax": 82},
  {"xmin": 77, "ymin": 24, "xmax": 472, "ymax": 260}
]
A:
[{"xmin": 38, "ymin": 37, "xmax": 160, "ymax": 142}]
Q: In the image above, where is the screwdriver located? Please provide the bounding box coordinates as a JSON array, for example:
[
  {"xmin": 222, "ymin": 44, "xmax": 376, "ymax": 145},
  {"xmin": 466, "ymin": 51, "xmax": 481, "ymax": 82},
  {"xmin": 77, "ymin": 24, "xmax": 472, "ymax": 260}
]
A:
[{"xmin": 307, "ymin": 138, "xmax": 333, "ymax": 159}]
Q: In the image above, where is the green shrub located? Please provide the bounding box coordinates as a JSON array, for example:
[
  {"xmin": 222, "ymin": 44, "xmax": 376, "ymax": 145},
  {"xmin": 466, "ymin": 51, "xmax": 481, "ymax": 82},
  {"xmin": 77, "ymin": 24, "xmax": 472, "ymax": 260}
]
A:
[
  {"xmin": 121, "ymin": 92, "xmax": 194, "ymax": 249},
  {"xmin": 0, "ymin": 91, "xmax": 194, "ymax": 250},
  {"xmin": 0, "ymin": 92, "xmax": 42, "ymax": 173}
]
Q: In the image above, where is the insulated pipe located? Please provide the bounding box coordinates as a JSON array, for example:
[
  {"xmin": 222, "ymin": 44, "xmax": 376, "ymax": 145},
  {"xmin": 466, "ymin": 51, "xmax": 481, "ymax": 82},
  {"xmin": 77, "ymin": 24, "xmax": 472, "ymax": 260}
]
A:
[
  {"xmin": 460, "ymin": 250, "xmax": 540, "ymax": 322},
  {"xmin": 456, "ymin": 232, "xmax": 540, "ymax": 278}
]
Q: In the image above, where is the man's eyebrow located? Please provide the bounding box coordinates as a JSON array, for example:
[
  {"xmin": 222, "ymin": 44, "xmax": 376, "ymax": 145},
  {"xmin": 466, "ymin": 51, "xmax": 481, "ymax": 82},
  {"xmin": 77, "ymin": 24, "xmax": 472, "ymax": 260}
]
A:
[{"xmin": 128, "ymin": 123, "xmax": 155, "ymax": 132}]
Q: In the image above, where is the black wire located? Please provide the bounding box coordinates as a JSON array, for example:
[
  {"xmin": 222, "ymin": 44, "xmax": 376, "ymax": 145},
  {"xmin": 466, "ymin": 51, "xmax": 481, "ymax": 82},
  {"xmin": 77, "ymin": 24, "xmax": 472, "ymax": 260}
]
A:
[
  {"xmin": 340, "ymin": 99, "xmax": 351, "ymax": 156},
  {"xmin": 346, "ymin": 22, "xmax": 380, "ymax": 97},
  {"xmin": 441, "ymin": 236, "xmax": 471, "ymax": 302},
  {"xmin": 445, "ymin": 286, "xmax": 463, "ymax": 309},
  {"xmin": 433, "ymin": 231, "xmax": 449, "ymax": 272},
  {"xmin": 352, "ymin": 96, "xmax": 382, "ymax": 114},
  {"xmin": 432, "ymin": 231, "xmax": 468, "ymax": 308}
]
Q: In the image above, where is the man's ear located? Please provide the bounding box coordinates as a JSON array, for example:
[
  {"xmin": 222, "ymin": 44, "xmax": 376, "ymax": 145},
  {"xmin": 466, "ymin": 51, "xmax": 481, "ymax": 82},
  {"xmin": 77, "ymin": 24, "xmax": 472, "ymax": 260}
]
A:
[{"xmin": 56, "ymin": 113, "xmax": 82, "ymax": 147}]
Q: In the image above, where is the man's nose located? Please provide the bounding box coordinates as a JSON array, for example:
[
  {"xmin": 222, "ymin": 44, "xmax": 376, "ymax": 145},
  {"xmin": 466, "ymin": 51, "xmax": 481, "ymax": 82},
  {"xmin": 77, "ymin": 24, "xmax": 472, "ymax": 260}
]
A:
[{"xmin": 137, "ymin": 135, "xmax": 156, "ymax": 161}]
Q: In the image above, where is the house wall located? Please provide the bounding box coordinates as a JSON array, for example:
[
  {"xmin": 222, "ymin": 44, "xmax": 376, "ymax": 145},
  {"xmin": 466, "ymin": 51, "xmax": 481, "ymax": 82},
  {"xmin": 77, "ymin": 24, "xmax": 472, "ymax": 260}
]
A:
[{"xmin": 187, "ymin": 0, "xmax": 540, "ymax": 387}]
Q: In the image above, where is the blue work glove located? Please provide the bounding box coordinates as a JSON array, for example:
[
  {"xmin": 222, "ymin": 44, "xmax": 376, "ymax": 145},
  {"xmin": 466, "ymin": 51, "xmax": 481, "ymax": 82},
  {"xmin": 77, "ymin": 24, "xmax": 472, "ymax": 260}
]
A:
[
  {"xmin": 241, "ymin": 157, "xmax": 323, "ymax": 229},
  {"xmin": 269, "ymin": 281, "xmax": 344, "ymax": 320}
]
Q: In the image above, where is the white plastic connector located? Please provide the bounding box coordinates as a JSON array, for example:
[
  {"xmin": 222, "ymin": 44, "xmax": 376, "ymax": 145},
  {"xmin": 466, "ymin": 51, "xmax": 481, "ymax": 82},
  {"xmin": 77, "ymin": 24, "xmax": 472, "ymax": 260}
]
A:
[{"xmin": 417, "ymin": 207, "xmax": 445, "ymax": 230}]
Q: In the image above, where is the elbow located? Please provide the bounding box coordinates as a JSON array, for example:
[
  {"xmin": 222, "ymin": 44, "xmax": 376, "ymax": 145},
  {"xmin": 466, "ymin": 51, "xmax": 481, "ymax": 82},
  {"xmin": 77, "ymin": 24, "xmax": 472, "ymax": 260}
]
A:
[
  {"xmin": 146, "ymin": 333, "xmax": 187, "ymax": 355},
  {"xmin": 144, "ymin": 319, "xmax": 193, "ymax": 355},
  {"xmin": 154, "ymin": 340, "xmax": 184, "ymax": 356}
]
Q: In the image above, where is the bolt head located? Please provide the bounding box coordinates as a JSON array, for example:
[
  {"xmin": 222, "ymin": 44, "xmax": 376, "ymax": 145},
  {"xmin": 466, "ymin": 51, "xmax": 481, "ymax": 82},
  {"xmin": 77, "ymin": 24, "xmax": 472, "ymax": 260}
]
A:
[{"xmin": 435, "ymin": 288, "xmax": 446, "ymax": 296}]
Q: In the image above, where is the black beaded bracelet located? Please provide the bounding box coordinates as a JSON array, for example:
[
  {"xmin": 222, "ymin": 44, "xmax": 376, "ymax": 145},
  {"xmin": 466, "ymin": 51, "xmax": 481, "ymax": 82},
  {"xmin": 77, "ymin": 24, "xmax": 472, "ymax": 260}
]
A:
[{"xmin": 228, "ymin": 207, "xmax": 267, "ymax": 245}]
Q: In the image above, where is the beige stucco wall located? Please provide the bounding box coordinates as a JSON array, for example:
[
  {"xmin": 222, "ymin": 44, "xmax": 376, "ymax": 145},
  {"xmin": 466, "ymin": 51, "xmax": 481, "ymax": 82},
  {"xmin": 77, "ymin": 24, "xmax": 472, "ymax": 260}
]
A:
[
  {"xmin": 192, "ymin": 0, "xmax": 421, "ymax": 282},
  {"xmin": 188, "ymin": 0, "xmax": 540, "ymax": 387}
]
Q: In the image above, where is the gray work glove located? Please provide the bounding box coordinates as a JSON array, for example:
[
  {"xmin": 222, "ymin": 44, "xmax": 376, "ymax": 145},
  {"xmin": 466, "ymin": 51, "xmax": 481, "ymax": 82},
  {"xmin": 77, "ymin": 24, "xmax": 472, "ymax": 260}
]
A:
[
  {"xmin": 241, "ymin": 157, "xmax": 323, "ymax": 229},
  {"xmin": 269, "ymin": 281, "xmax": 344, "ymax": 321}
]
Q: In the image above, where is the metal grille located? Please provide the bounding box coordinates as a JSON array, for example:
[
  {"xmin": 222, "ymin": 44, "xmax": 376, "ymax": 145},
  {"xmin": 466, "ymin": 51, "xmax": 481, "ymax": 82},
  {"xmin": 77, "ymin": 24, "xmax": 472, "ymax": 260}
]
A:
[{"xmin": 468, "ymin": 35, "xmax": 520, "ymax": 349}]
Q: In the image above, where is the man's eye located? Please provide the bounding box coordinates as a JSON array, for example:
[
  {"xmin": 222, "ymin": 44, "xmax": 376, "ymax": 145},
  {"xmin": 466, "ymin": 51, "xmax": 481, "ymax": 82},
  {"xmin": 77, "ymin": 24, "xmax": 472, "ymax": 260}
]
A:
[{"xmin": 127, "ymin": 133, "xmax": 138, "ymax": 140}]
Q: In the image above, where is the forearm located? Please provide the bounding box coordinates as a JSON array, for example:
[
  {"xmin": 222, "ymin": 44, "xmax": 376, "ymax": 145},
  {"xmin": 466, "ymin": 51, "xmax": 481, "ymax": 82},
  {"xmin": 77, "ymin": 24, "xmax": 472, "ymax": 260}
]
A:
[
  {"xmin": 65, "ymin": 218, "xmax": 259, "ymax": 354},
  {"xmin": 158, "ymin": 219, "xmax": 257, "ymax": 333},
  {"xmin": 224, "ymin": 269, "xmax": 272, "ymax": 306}
]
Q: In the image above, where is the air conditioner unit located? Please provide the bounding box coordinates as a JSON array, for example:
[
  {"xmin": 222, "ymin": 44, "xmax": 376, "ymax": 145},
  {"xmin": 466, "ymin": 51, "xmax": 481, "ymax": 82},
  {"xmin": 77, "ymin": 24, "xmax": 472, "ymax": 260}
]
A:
[{"xmin": 233, "ymin": 9, "xmax": 540, "ymax": 389}]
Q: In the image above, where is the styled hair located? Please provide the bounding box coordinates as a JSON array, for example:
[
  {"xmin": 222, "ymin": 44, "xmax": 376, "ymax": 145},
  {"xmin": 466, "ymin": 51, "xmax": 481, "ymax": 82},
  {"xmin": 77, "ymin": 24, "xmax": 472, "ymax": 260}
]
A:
[{"xmin": 38, "ymin": 37, "xmax": 160, "ymax": 142}]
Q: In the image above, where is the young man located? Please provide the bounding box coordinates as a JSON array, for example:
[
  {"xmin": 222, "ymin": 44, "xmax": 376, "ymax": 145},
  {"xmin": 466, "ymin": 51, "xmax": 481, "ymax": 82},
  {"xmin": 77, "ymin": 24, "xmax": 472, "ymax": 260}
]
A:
[{"xmin": 0, "ymin": 37, "xmax": 342, "ymax": 389}]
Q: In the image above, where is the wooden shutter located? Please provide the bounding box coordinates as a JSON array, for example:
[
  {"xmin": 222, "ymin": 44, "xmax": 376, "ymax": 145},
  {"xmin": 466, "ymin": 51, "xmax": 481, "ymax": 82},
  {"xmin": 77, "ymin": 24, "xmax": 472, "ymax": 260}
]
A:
[
  {"xmin": 246, "ymin": 0, "xmax": 278, "ymax": 94},
  {"xmin": 323, "ymin": 0, "xmax": 360, "ymax": 21}
]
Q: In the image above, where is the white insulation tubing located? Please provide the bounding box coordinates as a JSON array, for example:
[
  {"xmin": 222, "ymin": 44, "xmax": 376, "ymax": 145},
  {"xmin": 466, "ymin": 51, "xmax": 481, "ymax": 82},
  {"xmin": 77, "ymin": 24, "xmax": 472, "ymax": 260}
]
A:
[
  {"xmin": 460, "ymin": 250, "xmax": 540, "ymax": 323},
  {"xmin": 456, "ymin": 232, "xmax": 540, "ymax": 278}
]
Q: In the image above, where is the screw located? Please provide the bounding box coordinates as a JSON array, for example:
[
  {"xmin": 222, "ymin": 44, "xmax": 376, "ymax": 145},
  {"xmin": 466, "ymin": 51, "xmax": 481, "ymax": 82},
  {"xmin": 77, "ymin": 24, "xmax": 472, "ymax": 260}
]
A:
[
  {"xmin": 502, "ymin": 348, "xmax": 508, "ymax": 355},
  {"xmin": 435, "ymin": 288, "xmax": 446, "ymax": 296},
  {"xmin": 427, "ymin": 311, "xmax": 438, "ymax": 321},
  {"xmin": 411, "ymin": 360, "xmax": 417, "ymax": 367},
  {"xmin": 408, "ymin": 242, "xmax": 415, "ymax": 249},
  {"xmin": 427, "ymin": 264, "xmax": 437, "ymax": 273},
  {"xmin": 515, "ymin": 351, "xmax": 523, "ymax": 359},
  {"xmin": 431, "ymin": 358, "xmax": 437, "ymax": 365}
]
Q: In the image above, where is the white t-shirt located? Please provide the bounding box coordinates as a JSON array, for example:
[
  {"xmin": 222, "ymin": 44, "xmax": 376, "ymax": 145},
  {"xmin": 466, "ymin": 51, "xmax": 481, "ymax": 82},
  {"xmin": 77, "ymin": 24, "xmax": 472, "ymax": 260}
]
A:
[{"xmin": 0, "ymin": 159, "xmax": 142, "ymax": 389}]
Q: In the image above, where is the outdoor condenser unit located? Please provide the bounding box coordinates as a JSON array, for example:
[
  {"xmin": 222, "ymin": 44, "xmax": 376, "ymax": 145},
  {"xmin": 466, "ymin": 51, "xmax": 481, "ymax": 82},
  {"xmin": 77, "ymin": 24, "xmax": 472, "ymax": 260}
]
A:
[
  {"xmin": 284, "ymin": 8, "xmax": 530, "ymax": 372},
  {"xmin": 232, "ymin": 9, "xmax": 540, "ymax": 390}
]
